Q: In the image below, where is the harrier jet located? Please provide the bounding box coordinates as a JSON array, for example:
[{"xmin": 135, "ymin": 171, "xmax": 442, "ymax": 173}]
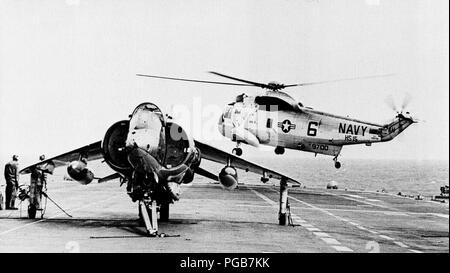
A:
[{"xmin": 20, "ymin": 102, "xmax": 298, "ymax": 236}]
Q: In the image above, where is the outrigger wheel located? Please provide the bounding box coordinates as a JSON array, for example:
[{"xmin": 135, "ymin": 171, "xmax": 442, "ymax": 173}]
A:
[
  {"xmin": 275, "ymin": 146, "xmax": 285, "ymax": 155},
  {"xmin": 232, "ymin": 148, "xmax": 242, "ymax": 156},
  {"xmin": 28, "ymin": 204, "xmax": 37, "ymax": 219}
]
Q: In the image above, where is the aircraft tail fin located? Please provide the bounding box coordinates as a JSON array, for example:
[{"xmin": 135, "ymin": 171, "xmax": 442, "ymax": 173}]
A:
[{"xmin": 380, "ymin": 113, "xmax": 417, "ymax": 141}]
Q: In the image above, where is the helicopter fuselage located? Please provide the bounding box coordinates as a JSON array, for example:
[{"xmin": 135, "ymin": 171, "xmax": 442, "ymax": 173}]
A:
[{"xmin": 218, "ymin": 92, "xmax": 415, "ymax": 164}]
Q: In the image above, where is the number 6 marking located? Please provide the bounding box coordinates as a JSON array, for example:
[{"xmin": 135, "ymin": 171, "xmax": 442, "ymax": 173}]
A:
[{"xmin": 307, "ymin": 121, "xmax": 318, "ymax": 136}]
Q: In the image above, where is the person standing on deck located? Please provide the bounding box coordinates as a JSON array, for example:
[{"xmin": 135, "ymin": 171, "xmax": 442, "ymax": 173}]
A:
[{"xmin": 4, "ymin": 155, "xmax": 19, "ymax": 210}]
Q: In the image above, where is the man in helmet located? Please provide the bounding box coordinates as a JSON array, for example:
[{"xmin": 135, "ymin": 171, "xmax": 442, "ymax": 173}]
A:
[
  {"xmin": 4, "ymin": 155, "xmax": 19, "ymax": 210},
  {"xmin": 29, "ymin": 155, "xmax": 47, "ymax": 214}
]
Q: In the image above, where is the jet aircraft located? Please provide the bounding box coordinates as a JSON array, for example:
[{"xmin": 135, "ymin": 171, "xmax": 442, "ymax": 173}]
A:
[{"xmin": 20, "ymin": 102, "xmax": 299, "ymax": 236}]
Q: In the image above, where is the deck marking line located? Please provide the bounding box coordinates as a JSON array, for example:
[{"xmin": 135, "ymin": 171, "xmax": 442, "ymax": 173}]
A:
[
  {"xmin": 431, "ymin": 213, "xmax": 449, "ymax": 219},
  {"xmin": 249, "ymin": 187, "xmax": 353, "ymax": 252},
  {"xmin": 394, "ymin": 241, "xmax": 409, "ymax": 248},
  {"xmin": 249, "ymin": 189, "xmax": 277, "ymax": 206},
  {"xmin": 346, "ymin": 195, "xmax": 365, "ymax": 199},
  {"xmin": 313, "ymin": 232, "xmax": 331, "ymax": 238},
  {"xmin": 278, "ymin": 190, "xmax": 417, "ymax": 253},
  {"xmin": 379, "ymin": 235, "xmax": 394, "ymax": 241},
  {"xmin": 332, "ymin": 245, "xmax": 354, "ymax": 252},
  {"xmin": 306, "ymin": 227, "xmax": 321, "ymax": 232},
  {"xmin": 321, "ymin": 237, "xmax": 340, "ymax": 245}
]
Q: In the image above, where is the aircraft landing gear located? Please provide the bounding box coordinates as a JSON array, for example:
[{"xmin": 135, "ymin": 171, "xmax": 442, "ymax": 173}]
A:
[
  {"xmin": 333, "ymin": 156, "xmax": 341, "ymax": 169},
  {"xmin": 159, "ymin": 202, "xmax": 170, "ymax": 222},
  {"xmin": 28, "ymin": 204, "xmax": 37, "ymax": 219},
  {"xmin": 232, "ymin": 148, "xmax": 242, "ymax": 156},
  {"xmin": 275, "ymin": 146, "xmax": 285, "ymax": 155},
  {"xmin": 232, "ymin": 143, "xmax": 242, "ymax": 156},
  {"xmin": 278, "ymin": 178, "xmax": 292, "ymax": 226},
  {"xmin": 139, "ymin": 199, "xmax": 159, "ymax": 237}
]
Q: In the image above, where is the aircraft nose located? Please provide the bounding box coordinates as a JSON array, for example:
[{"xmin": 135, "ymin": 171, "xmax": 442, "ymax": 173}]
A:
[
  {"xmin": 217, "ymin": 113, "xmax": 225, "ymax": 136},
  {"xmin": 125, "ymin": 103, "xmax": 166, "ymax": 162},
  {"xmin": 218, "ymin": 113, "xmax": 224, "ymax": 126}
]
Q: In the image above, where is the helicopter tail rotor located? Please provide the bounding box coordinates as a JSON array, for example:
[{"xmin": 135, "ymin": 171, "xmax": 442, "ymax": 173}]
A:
[
  {"xmin": 385, "ymin": 93, "xmax": 413, "ymax": 114},
  {"xmin": 384, "ymin": 94, "xmax": 421, "ymax": 123}
]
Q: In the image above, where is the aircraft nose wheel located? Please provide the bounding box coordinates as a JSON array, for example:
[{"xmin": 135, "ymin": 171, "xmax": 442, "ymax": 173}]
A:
[
  {"xmin": 275, "ymin": 146, "xmax": 285, "ymax": 155},
  {"xmin": 28, "ymin": 204, "xmax": 37, "ymax": 219},
  {"xmin": 334, "ymin": 161, "xmax": 341, "ymax": 169},
  {"xmin": 232, "ymin": 148, "xmax": 242, "ymax": 156},
  {"xmin": 333, "ymin": 156, "xmax": 341, "ymax": 169}
]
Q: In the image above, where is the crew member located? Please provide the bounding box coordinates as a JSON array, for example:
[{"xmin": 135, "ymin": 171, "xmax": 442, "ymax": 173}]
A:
[
  {"xmin": 4, "ymin": 155, "xmax": 19, "ymax": 210},
  {"xmin": 29, "ymin": 155, "xmax": 47, "ymax": 210}
]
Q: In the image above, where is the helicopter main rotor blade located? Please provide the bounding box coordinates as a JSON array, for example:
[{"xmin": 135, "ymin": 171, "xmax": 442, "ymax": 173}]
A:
[
  {"xmin": 138, "ymin": 71, "xmax": 396, "ymax": 91},
  {"xmin": 136, "ymin": 74, "xmax": 254, "ymax": 87},
  {"xmin": 289, "ymin": 73, "xmax": 396, "ymax": 88},
  {"xmin": 209, "ymin": 71, "xmax": 272, "ymax": 89}
]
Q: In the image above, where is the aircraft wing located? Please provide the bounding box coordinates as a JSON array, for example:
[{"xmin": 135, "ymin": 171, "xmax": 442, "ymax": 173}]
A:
[
  {"xmin": 19, "ymin": 141, "xmax": 103, "ymax": 174},
  {"xmin": 194, "ymin": 140, "xmax": 300, "ymax": 185}
]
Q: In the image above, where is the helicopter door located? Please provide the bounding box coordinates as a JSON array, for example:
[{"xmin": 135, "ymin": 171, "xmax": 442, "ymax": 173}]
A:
[{"xmin": 255, "ymin": 111, "xmax": 274, "ymax": 144}]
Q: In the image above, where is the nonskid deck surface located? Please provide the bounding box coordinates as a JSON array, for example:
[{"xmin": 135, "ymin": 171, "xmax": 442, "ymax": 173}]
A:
[{"xmin": 0, "ymin": 181, "xmax": 448, "ymax": 253}]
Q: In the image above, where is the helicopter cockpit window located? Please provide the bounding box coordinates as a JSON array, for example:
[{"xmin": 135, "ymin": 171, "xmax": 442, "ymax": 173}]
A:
[{"xmin": 255, "ymin": 96, "xmax": 294, "ymax": 111}]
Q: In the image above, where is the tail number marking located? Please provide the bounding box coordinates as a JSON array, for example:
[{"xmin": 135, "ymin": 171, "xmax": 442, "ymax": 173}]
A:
[{"xmin": 311, "ymin": 143, "xmax": 329, "ymax": 151}]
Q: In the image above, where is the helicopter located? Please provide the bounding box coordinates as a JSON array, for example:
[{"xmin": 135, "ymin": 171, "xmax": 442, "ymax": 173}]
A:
[{"xmin": 137, "ymin": 72, "xmax": 418, "ymax": 169}]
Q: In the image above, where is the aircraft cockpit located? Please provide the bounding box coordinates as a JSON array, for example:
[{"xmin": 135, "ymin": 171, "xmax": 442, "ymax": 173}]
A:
[
  {"xmin": 255, "ymin": 91, "xmax": 301, "ymax": 112},
  {"xmin": 127, "ymin": 102, "xmax": 167, "ymax": 163}
]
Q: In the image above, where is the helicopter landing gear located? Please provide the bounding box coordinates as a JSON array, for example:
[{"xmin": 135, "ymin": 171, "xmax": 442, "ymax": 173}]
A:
[
  {"xmin": 275, "ymin": 146, "xmax": 285, "ymax": 155},
  {"xmin": 232, "ymin": 148, "xmax": 242, "ymax": 156},
  {"xmin": 232, "ymin": 143, "xmax": 243, "ymax": 156},
  {"xmin": 333, "ymin": 156, "xmax": 341, "ymax": 169}
]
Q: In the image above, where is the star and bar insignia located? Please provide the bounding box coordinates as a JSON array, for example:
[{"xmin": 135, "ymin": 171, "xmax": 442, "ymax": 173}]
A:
[{"xmin": 278, "ymin": 119, "xmax": 296, "ymax": 133}]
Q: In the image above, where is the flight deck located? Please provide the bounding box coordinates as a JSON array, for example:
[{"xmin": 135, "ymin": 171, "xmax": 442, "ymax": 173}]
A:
[{"xmin": 0, "ymin": 181, "xmax": 448, "ymax": 253}]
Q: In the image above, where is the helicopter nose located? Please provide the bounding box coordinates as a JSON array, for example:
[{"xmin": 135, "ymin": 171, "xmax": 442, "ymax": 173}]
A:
[{"xmin": 217, "ymin": 113, "xmax": 225, "ymax": 136}]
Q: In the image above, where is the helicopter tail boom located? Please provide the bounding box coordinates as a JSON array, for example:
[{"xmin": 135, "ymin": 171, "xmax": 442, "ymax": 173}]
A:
[{"xmin": 380, "ymin": 114, "xmax": 416, "ymax": 142}]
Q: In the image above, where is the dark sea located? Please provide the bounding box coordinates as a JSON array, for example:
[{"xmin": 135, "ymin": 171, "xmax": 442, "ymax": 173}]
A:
[
  {"xmin": 203, "ymin": 158, "xmax": 449, "ymax": 198},
  {"xmin": 51, "ymin": 158, "xmax": 449, "ymax": 199}
]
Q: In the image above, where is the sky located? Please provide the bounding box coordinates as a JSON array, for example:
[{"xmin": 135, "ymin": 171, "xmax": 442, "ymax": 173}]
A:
[{"xmin": 0, "ymin": 0, "xmax": 448, "ymax": 170}]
